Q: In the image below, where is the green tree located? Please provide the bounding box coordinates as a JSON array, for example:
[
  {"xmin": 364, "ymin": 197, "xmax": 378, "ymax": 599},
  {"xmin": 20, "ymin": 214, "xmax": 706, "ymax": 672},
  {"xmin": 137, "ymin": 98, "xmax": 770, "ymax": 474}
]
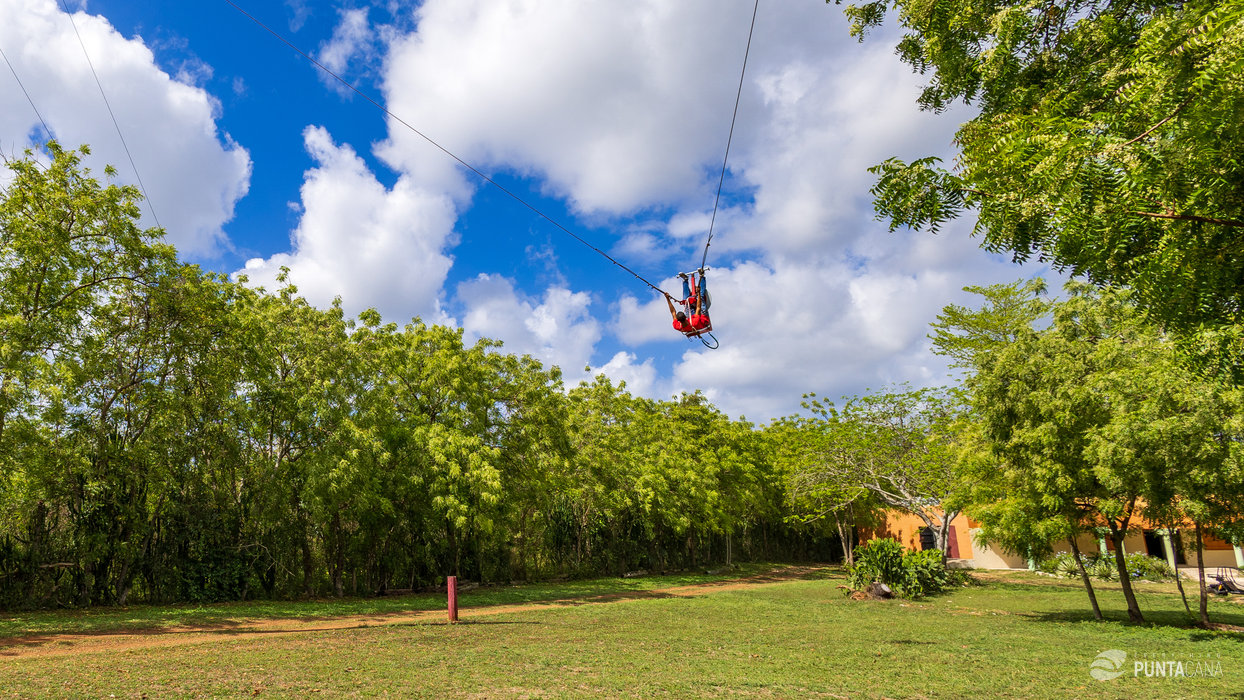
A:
[
  {"xmin": 1087, "ymin": 321, "xmax": 1244, "ymax": 626},
  {"xmin": 231, "ymin": 273, "xmax": 356, "ymax": 597},
  {"xmin": 807, "ymin": 386, "xmax": 971, "ymax": 558},
  {"xmin": 840, "ymin": 0, "xmax": 1244, "ymax": 330},
  {"xmin": 974, "ymin": 284, "xmax": 1166, "ymax": 622},
  {"xmin": 931, "ymin": 280, "xmax": 1109, "ymax": 619},
  {"xmin": 769, "ymin": 412, "xmax": 876, "ymax": 566},
  {"xmin": 928, "ymin": 279, "xmax": 1050, "ymax": 372},
  {"xmin": 0, "ymin": 143, "xmax": 176, "ymax": 606}
]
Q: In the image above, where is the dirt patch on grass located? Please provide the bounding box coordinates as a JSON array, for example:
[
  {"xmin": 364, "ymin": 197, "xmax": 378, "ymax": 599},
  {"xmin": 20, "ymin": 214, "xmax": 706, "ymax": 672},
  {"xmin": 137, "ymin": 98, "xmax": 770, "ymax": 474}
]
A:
[{"xmin": 0, "ymin": 566, "xmax": 828, "ymax": 659}]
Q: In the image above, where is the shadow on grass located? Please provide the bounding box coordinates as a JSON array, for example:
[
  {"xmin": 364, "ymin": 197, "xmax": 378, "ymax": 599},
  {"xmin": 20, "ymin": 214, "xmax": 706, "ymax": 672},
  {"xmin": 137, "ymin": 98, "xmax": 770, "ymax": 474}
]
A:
[
  {"xmin": 434, "ymin": 620, "xmax": 543, "ymax": 626},
  {"xmin": 539, "ymin": 591, "xmax": 682, "ymax": 606},
  {"xmin": 0, "ymin": 615, "xmax": 550, "ymax": 654},
  {"xmin": 1022, "ymin": 608, "xmax": 1244, "ymax": 636},
  {"xmin": 0, "ymin": 565, "xmax": 839, "ymax": 654}
]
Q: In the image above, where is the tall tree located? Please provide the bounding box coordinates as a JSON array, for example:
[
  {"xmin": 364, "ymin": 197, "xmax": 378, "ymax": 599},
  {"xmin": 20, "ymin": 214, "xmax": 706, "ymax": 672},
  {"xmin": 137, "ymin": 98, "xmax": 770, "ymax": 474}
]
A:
[
  {"xmin": 839, "ymin": 0, "xmax": 1244, "ymax": 331},
  {"xmin": 807, "ymin": 386, "xmax": 971, "ymax": 557},
  {"xmin": 974, "ymin": 284, "xmax": 1166, "ymax": 622},
  {"xmin": 770, "ymin": 412, "xmax": 876, "ymax": 566},
  {"xmin": 931, "ymin": 280, "xmax": 1110, "ymax": 618},
  {"xmin": 1087, "ymin": 321, "xmax": 1244, "ymax": 626},
  {"xmin": 0, "ymin": 143, "xmax": 170, "ymax": 606}
]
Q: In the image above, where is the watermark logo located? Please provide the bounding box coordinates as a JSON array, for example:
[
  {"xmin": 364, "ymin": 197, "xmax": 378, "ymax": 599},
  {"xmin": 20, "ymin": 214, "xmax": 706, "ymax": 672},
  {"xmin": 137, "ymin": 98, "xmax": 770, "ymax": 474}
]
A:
[
  {"xmin": 1090, "ymin": 650, "xmax": 1128, "ymax": 681},
  {"xmin": 1089, "ymin": 650, "xmax": 1224, "ymax": 681}
]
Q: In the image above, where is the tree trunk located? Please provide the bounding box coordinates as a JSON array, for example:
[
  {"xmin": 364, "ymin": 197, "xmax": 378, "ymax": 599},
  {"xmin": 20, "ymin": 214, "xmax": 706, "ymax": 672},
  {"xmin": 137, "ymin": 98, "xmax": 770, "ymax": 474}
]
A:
[
  {"xmin": 1174, "ymin": 553, "xmax": 1192, "ymax": 618},
  {"xmin": 1105, "ymin": 522, "xmax": 1144, "ymax": 623},
  {"xmin": 300, "ymin": 521, "xmax": 315, "ymax": 598},
  {"xmin": 835, "ymin": 510, "xmax": 855, "ymax": 566},
  {"xmin": 1195, "ymin": 521, "xmax": 1210, "ymax": 628},
  {"xmin": 1067, "ymin": 536, "xmax": 1103, "ymax": 621},
  {"xmin": 937, "ymin": 511, "xmax": 959, "ymax": 563},
  {"xmin": 331, "ymin": 511, "xmax": 344, "ymax": 598},
  {"xmin": 913, "ymin": 510, "xmax": 948, "ymax": 563},
  {"xmin": 77, "ymin": 562, "xmax": 92, "ymax": 607}
]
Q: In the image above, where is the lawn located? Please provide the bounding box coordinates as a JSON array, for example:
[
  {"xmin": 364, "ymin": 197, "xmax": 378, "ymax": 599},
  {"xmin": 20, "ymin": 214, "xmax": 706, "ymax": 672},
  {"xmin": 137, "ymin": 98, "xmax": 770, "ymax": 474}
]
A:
[{"xmin": 2, "ymin": 565, "xmax": 1242, "ymax": 698}]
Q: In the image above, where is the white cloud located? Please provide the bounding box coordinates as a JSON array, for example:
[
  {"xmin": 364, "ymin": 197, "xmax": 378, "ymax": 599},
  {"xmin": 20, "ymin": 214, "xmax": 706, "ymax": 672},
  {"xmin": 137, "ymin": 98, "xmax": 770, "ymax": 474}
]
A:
[
  {"xmin": 316, "ymin": 8, "xmax": 375, "ymax": 95},
  {"xmin": 457, "ymin": 274, "xmax": 601, "ymax": 379},
  {"xmin": 237, "ymin": 126, "xmax": 456, "ymax": 324},
  {"xmin": 593, "ymin": 351, "xmax": 657, "ymax": 397},
  {"xmin": 285, "ymin": 0, "xmax": 311, "ymax": 33},
  {"xmin": 0, "ymin": 0, "xmax": 250, "ymax": 258},
  {"xmin": 378, "ymin": 0, "xmax": 767, "ymax": 212},
  {"xmin": 359, "ymin": 0, "xmax": 1052, "ymax": 420}
]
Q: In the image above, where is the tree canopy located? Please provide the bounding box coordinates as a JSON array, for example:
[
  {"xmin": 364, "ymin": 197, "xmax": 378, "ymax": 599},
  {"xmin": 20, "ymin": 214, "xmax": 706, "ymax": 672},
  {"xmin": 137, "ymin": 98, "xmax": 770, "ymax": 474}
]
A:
[
  {"xmin": 0, "ymin": 144, "xmax": 830, "ymax": 609},
  {"xmin": 839, "ymin": 0, "xmax": 1244, "ymax": 330}
]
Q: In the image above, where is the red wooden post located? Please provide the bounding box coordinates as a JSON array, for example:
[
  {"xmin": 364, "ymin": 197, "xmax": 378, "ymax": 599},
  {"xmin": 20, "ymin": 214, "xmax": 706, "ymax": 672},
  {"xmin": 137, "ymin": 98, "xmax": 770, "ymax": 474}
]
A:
[{"xmin": 447, "ymin": 575, "xmax": 458, "ymax": 623}]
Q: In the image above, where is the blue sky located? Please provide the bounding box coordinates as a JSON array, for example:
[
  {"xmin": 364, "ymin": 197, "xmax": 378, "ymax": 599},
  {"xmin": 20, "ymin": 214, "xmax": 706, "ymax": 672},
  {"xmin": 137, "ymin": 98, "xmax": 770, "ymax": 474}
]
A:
[{"xmin": 0, "ymin": 0, "xmax": 1049, "ymax": 420}]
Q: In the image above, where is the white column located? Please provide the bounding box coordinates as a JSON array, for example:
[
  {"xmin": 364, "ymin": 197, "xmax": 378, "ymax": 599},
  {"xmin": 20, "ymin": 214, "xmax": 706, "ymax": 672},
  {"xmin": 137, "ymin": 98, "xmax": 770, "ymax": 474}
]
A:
[{"xmin": 1159, "ymin": 529, "xmax": 1178, "ymax": 571}]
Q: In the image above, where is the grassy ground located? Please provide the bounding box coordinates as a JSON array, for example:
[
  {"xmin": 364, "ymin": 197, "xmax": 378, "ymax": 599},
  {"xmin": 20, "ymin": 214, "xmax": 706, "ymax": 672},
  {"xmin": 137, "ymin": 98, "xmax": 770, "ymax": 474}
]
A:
[
  {"xmin": 2, "ymin": 566, "xmax": 1242, "ymax": 698},
  {"xmin": 0, "ymin": 565, "xmax": 770, "ymax": 639}
]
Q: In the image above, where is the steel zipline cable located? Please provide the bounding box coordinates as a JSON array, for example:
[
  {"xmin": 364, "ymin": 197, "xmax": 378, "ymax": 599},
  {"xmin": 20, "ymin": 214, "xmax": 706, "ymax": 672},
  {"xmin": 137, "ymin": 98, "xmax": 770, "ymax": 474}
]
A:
[
  {"xmin": 700, "ymin": 0, "xmax": 760, "ymax": 273},
  {"xmin": 58, "ymin": 0, "xmax": 161, "ymax": 230},
  {"xmin": 0, "ymin": 43, "xmax": 51, "ymax": 137},
  {"xmin": 223, "ymin": 0, "xmax": 674, "ymax": 298}
]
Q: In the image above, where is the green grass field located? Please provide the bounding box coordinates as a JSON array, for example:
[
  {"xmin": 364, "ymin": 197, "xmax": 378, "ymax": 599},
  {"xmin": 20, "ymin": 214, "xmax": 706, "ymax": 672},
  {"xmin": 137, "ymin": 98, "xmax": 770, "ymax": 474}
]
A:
[{"xmin": 2, "ymin": 565, "xmax": 1242, "ymax": 698}]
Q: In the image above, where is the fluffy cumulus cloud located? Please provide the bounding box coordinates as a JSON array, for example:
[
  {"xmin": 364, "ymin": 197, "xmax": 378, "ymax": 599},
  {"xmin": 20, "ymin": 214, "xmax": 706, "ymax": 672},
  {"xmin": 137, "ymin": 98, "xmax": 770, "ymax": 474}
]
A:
[
  {"xmin": 0, "ymin": 0, "xmax": 250, "ymax": 258},
  {"xmin": 358, "ymin": 0, "xmax": 1052, "ymax": 419},
  {"xmin": 239, "ymin": 126, "xmax": 456, "ymax": 324},
  {"xmin": 593, "ymin": 351, "xmax": 658, "ymax": 397},
  {"xmin": 730, "ymin": 46, "xmax": 967, "ymax": 258},
  {"xmin": 316, "ymin": 8, "xmax": 377, "ymax": 95},
  {"xmin": 457, "ymin": 274, "xmax": 602, "ymax": 381},
  {"xmin": 378, "ymin": 0, "xmax": 767, "ymax": 212},
  {"xmin": 613, "ymin": 226, "xmax": 1045, "ymax": 421}
]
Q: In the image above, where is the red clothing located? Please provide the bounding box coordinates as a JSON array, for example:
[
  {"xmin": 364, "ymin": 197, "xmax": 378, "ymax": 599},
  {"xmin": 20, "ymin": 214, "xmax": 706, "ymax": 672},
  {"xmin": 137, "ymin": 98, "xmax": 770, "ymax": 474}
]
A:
[
  {"xmin": 691, "ymin": 314, "xmax": 710, "ymax": 329},
  {"xmin": 673, "ymin": 318, "xmax": 694, "ymax": 332}
]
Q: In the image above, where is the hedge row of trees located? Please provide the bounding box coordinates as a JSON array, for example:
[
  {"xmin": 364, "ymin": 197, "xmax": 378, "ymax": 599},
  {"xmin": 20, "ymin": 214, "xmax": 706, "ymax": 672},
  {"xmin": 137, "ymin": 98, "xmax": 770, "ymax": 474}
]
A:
[{"xmin": 0, "ymin": 145, "xmax": 837, "ymax": 609}]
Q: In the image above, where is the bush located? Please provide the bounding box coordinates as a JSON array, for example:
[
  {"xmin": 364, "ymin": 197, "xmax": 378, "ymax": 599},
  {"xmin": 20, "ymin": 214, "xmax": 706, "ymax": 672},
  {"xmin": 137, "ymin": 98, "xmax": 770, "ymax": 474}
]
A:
[
  {"xmin": 847, "ymin": 538, "xmax": 906, "ymax": 592},
  {"xmin": 847, "ymin": 538, "xmax": 952, "ymax": 598},
  {"xmin": 1123, "ymin": 552, "xmax": 1177, "ymax": 581},
  {"xmin": 902, "ymin": 549, "xmax": 949, "ymax": 598},
  {"xmin": 1036, "ymin": 552, "xmax": 1082, "ymax": 578},
  {"xmin": 1035, "ymin": 550, "xmax": 1176, "ymax": 582},
  {"xmin": 1088, "ymin": 556, "xmax": 1117, "ymax": 580},
  {"xmin": 946, "ymin": 568, "xmax": 979, "ymax": 588}
]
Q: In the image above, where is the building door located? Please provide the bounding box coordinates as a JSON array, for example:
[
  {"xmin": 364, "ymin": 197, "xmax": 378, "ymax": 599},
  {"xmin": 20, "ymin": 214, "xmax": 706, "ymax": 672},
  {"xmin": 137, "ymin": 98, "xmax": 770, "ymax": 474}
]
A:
[
  {"xmin": 1142, "ymin": 529, "xmax": 1187, "ymax": 565},
  {"xmin": 919, "ymin": 527, "xmax": 936, "ymax": 551},
  {"xmin": 918, "ymin": 526, "xmax": 961, "ymax": 558}
]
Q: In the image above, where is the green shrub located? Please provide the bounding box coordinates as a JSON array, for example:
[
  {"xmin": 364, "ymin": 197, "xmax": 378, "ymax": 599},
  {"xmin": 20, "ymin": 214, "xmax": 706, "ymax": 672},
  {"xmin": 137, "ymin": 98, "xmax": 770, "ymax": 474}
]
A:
[
  {"xmin": 945, "ymin": 568, "xmax": 979, "ymax": 588},
  {"xmin": 1122, "ymin": 552, "xmax": 1176, "ymax": 581},
  {"xmin": 1036, "ymin": 552, "xmax": 1082, "ymax": 578},
  {"xmin": 1035, "ymin": 550, "xmax": 1176, "ymax": 582},
  {"xmin": 902, "ymin": 549, "xmax": 948, "ymax": 598},
  {"xmin": 847, "ymin": 538, "xmax": 906, "ymax": 592},
  {"xmin": 847, "ymin": 538, "xmax": 952, "ymax": 598},
  {"xmin": 1089, "ymin": 556, "xmax": 1117, "ymax": 580}
]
